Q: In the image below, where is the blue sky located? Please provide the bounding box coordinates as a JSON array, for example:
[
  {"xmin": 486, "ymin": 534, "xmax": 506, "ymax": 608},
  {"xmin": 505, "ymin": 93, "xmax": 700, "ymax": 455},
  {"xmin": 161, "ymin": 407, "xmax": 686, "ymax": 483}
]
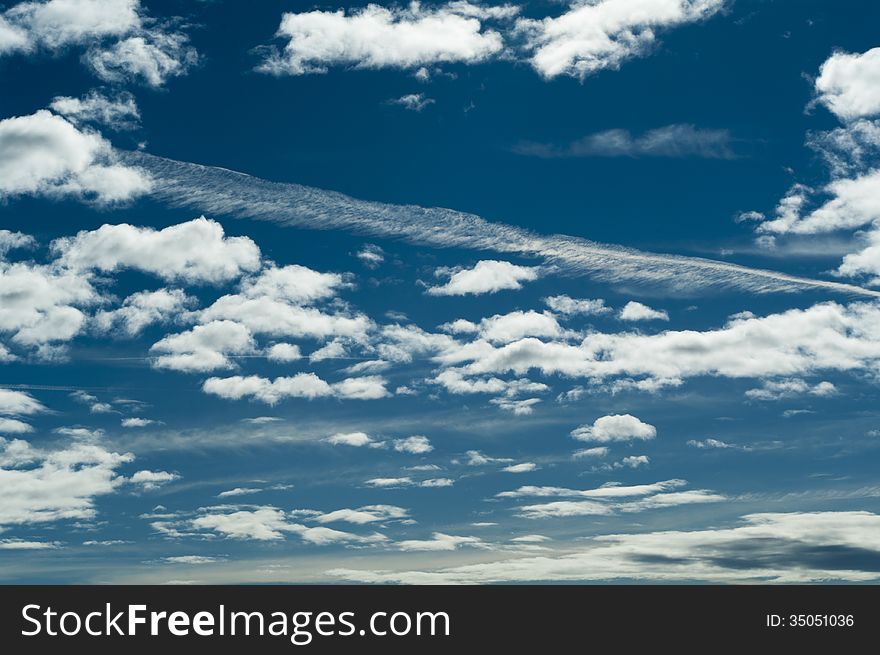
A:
[{"xmin": 3, "ymin": 0, "xmax": 880, "ymax": 583}]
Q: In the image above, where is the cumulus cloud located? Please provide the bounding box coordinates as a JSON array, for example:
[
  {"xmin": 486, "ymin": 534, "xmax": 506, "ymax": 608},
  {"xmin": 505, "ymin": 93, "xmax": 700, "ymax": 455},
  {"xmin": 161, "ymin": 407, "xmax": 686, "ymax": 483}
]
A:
[
  {"xmin": 325, "ymin": 431, "xmax": 379, "ymax": 447},
  {"xmin": 503, "ymin": 462, "xmax": 537, "ymax": 473},
  {"xmin": 257, "ymin": 2, "xmax": 513, "ymax": 75},
  {"xmin": 815, "ymin": 47, "xmax": 880, "ymax": 121},
  {"xmin": 314, "ymin": 505, "xmax": 408, "ymax": 525},
  {"xmin": 356, "ymin": 244, "xmax": 385, "ymax": 268},
  {"xmin": 0, "ymin": 389, "xmax": 47, "ymax": 416},
  {"xmin": 570, "ymin": 414, "xmax": 657, "ymax": 443},
  {"xmin": 202, "ymin": 374, "xmax": 390, "ymax": 404},
  {"xmin": 838, "ymin": 224, "xmax": 880, "ymax": 285},
  {"xmin": 129, "ymin": 469, "xmax": 179, "ymax": 490},
  {"xmin": 265, "ymin": 343, "xmax": 303, "ymax": 362},
  {"xmin": 618, "ymin": 301, "xmax": 669, "ymax": 322},
  {"xmin": 49, "ymin": 90, "xmax": 140, "ymax": 130},
  {"xmin": 0, "ymin": 0, "xmax": 198, "ymax": 86},
  {"xmin": 94, "ymin": 288, "xmax": 193, "ymax": 336},
  {"xmin": 388, "ymin": 93, "xmax": 435, "ymax": 112},
  {"xmin": 150, "ymin": 320, "xmax": 256, "ymax": 373},
  {"xmin": 426, "ymin": 260, "xmax": 540, "ymax": 296},
  {"xmin": 396, "ymin": 532, "xmax": 484, "ymax": 551},
  {"xmin": 0, "ymin": 417, "xmax": 34, "ymax": 433},
  {"xmin": 393, "ymin": 435, "xmax": 433, "ymax": 454},
  {"xmin": 514, "ymin": 124, "xmax": 735, "ymax": 159},
  {"xmin": 53, "ymin": 217, "xmax": 262, "ymax": 284},
  {"xmin": 745, "ymin": 378, "xmax": 837, "ymax": 401},
  {"xmin": 0, "ymin": 110, "xmax": 151, "ymax": 203},
  {"xmin": 0, "ymin": 437, "xmax": 134, "ymax": 526},
  {"xmin": 364, "ymin": 477, "xmax": 413, "ymax": 488},
  {"xmin": 516, "ymin": 0, "xmax": 725, "ymax": 80},
  {"xmin": 543, "ymin": 295, "xmax": 610, "ymax": 316}
]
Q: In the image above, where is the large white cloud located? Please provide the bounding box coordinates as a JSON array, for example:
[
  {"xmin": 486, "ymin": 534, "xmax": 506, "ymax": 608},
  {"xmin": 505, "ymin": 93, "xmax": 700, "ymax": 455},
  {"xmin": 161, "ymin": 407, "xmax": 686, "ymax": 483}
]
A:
[
  {"xmin": 150, "ymin": 320, "xmax": 256, "ymax": 372},
  {"xmin": 94, "ymin": 288, "xmax": 193, "ymax": 336},
  {"xmin": 516, "ymin": 0, "xmax": 725, "ymax": 79},
  {"xmin": 426, "ymin": 260, "xmax": 540, "ymax": 296},
  {"xmin": 258, "ymin": 2, "xmax": 513, "ymax": 75},
  {"xmin": 0, "ymin": 437, "xmax": 133, "ymax": 526},
  {"xmin": 53, "ymin": 217, "xmax": 262, "ymax": 283},
  {"xmin": 0, "ymin": 110, "xmax": 152, "ymax": 203},
  {"xmin": 1, "ymin": 0, "xmax": 198, "ymax": 86},
  {"xmin": 815, "ymin": 47, "xmax": 880, "ymax": 121}
]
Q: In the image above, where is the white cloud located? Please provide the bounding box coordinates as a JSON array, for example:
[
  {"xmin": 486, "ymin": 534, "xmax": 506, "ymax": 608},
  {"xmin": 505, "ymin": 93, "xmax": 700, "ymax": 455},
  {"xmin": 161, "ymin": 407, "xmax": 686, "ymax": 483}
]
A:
[
  {"xmin": 129, "ymin": 469, "xmax": 179, "ymax": 490},
  {"xmin": 571, "ymin": 414, "xmax": 656, "ymax": 443},
  {"xmin": 266, "ymin": 343, "xmax": 302, "ymax": 362},
  {"xmin": 745, "ymin": 378, "xmax": 837, "ymax": 401},
  {"xmin": 516, "ymin": 0, "xmax": 725, "ymax": 79},
  {"xmin": 465, "ymin": 450, "xmax": 512, "ymax": 466},
  {"xmin": 314, "ymin": 505, "xmax": 408, "ymax": 525},
  {"xmin": 477, "ymin": 310, "xmax": 565, "ymax": 343},
  {"xmin": 86, "ymin": 29, "xmax": 198, "ymax": 87},
  {"xmin": 687, "ymin": 438, "xmax": 734, "ymax": 449},
  {"xmin": 619, "ymin": 301, "xmax": 669, "ymax": 322},
  {"xmin": 309, "ymin": 340, "xmax": 347, "ymax": 362},
  {"xmin": 216, "ymin": 487, "xmax": 261, "ymax": 498},
  {"xmin": 618, "ymin": 454, "xmax": 650, "ymax": 469},
  {"xmin": 364, "ymin": 477, "xmax": 413, "ymax": 488},
  {"xmin": 420, "ymin": 477, "xmax": 454, "ymax": 487},
  {"xmin": 239, "ymin": 264, "xmax": 346, "ymax": 304},
  {"xmin": 49, "ymin": 90, "xmax": 140, "ymax": 130},
  {"xmin": 0, "ymin": 230, "xmax": 35, "ymax": 258},
  {"xmin": 190, "ymin": 508, "xmax": 292, "ymax": 541},
  {"xmin": 150, "ymin": 320, "xmax": 255, "ymax": 373},
  {"xmin": 0, "ymin": 438, "xmax": 133, "ymax": 526},
  {"xmin": 0, "ymin": 389, "xmax": 46, "ymax": 416},
  {"xmin": 333, "ymin": 512, "xmax": 880, "ymax": 584},
  {"xmin": 396, "ymin": 532, "xmax": 483, "ymax": 551},
  {"xmin": 202, "ymin": 374, "xmax": 390, "ymax": 404},
  {"xmin": 838, "ymin": 224, "xmax": 880, "ymax": 285},
  {"xmin": 258, "ymin": 2, "xmax": 511, "ymax": 75},
  {"xmin": 572, "ymin": 446, "xmax": 609, "ymax": 459},
  {"xmin": 54, "ymin": 217, "xmax": 262, "ymax": 284},
  {"xmin": 388, "ymin": 93, "xmax": 435, "ymax": 112},
  {"xmin": 393, "ymin": 435, "xmax": 433, "ymax": 454},
  {"xmin": 515, "ymin": 124, "xmax": 734, "ymax": 159},
  {"xmin": 815, "ymin": 47, "xmax": 880, "ymax": 120},
  {"xmin": 0, "ymin": 110, "xmax": 151, "ymax": 202},
  {"xmin": 356, "ymin": 244, "xmax": 385, "ymax": 268},
  {"xmin": 543, "ymin": 295, "xmax": 609, "ymax": 316},
  {"xmin": 120, "ymin": 417, "xmax": 156, "ymax": 428},
  {"xmin": 490, "ymin": 397, "xmax": 542, "ymax": 415},
  {"xmin": 0, "ymin": 417, "xmax": 33, "ymax": 433},
  {"xmin": 503, "ymin": 462, "xmax": 537, "ymax": 473},
  {"xmin": 427, "ymin": 260, "xmax": 540, "ymax": 296},
  {"xmin": 94, "ymin": 288, "xmax": 193, "ymax": 336},
  {"xmin": 325, "ymin": 431, "xmax": 378, "ymax": 447}
]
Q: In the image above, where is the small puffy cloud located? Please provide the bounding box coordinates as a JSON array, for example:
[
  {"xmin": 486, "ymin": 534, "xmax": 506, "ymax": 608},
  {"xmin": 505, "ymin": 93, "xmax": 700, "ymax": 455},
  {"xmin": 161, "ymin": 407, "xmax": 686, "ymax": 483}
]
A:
[
  {"xmin": 364, "ymin": 477, "xmax": 413, "ymax": 488},
  {"xmin": 314, "ymin": 505, "xmax": 408, "ymax": 525},
  {"xmin": 239, "ymin": 264, "xmax": 346, "ymax": 305},
  {"xmin": 0, "ymin": 110, "xmax": 151, "ymax": 203},
  {"xmin": 571, "ymin": 414, "xmax": 657, "ymax": 443},
  {"xmin": 325, "ymin": 431, "xmax": 378, "ymax": 447},
  {"xmin": 503, "ymin": 462, "xmax": 538, "ymax": 473},
  {"xmin": 120, "ymin": 417, "xmax": 156, "ymax": 428},
  {"xmin": 129, "ymin": 469, "xmax": 179, "ymax": 490},
  {"xmin": 477, "ymin": 310, "xmax": 565, "ymax": 343},
  {"xmin": 745, "ymin": 378, "xmax": 837, "ymax": 401},
  {"xmin": 393, "ymin": 435, "xmax": 433, "ymax": 454},
  {"xmin": 543, "ymin": 295, "xmax": 610, "ymax": 316},
  {"xmin": 49, "ymin": 90, "xmax": 140, "ymax": 130},
  {"xmin": 388, "ymin": 93, "xmax": 435, "ymax": 112},
  {"xmin": 465, "ymin": 450, "xmax": 512, "ymax": 466},
  {"xmin": 94, "ymin": 288, "xmax": 193, "ymax": 336},
  {"xmin": 687, "ymin": 438, "xmax": 734, "ymax": 449},
  {"xmin": 257, "ymin": 2, "xmax": 511, "ymax": 75},
  {"xmin": 216, "ymin": 487, "xmax": 262, "ymax": 498},
  {"xmin": 490, "ymin": 397, "xmax": 542, "ymax": 415},
  {"xmin": 427, "ymin": 260, "xmax": 540, "ymax": 296},
  {"xmin": 396, "ymin": 532, "xmax": 483, "ymax": 551},
  {"xmin": 619, "ymin": 455, "xmax": 650, "ymax": 469},
  {"xmin": 266, "ymin": 343, "xmax": 302, "ymax": 362},
  {"xmin": 420, "ymin": 477, "xmax": 454, "ymax": 487},
  {"xmin": 85, "ymin": 28, "xmax": 198, "ymax": 87},
  {"xmin": 309, "ymin": 340, "xmax": 347, "ymax": 362},
  {"xmin": 619, "ymin": 301, "xmax": 669, "ymax": 322},
  {"xmin": 838, "ymin": 224, "xmax": 880, "ymax": 285},
  {"xmin": 190, "ymin": 507, "xmax": 292, "ymax": 541},
  {"xmin": 150, "ymin": 320, "xmax": 255, "ymax": 373},
  {"xmin": 356, "ymin": 244, "xmax": 385, "ymax": 268},
  {"xmin": 815, "ymin": 47, "xmax": 880, "ymax": 120},
  {"xmin": 516, "ymin": 0, "xmax": 725, "ymax": 79},
  {"xmin": 202, "ymin": 374, "xmax": 390, "ymax": 404},
  {"xmin": 515, "ymin": 125, "xmax": 734, "ymax": 159},
  {"xmin": 53, "ymin": 217, "xmax": 262, "ymax": 284},
  {"xmin": 572, "ymin": 446, "xmax": 609, "ymax": 459}
]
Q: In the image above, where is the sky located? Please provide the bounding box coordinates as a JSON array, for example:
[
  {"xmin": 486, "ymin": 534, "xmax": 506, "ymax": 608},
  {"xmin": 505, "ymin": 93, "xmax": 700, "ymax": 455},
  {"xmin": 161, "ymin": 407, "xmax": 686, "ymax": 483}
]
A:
[{"xmin": 2, "ymin": 0, "xmax": 880, "ymax": 584}]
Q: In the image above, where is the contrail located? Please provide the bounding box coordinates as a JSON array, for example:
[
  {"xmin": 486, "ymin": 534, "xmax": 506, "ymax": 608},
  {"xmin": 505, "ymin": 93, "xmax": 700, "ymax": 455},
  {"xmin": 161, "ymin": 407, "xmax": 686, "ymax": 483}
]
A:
[{"xmin": 125, "ymin": 152, "xmax": 880, "ymax": 298}]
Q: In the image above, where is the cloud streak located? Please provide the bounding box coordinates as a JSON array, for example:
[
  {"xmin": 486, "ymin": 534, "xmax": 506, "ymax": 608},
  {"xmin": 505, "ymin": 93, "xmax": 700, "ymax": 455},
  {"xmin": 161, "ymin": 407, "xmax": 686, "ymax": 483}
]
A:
[{"xmin": 123, "ymin": 152, "xmax": 880, "ymax": 298}]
